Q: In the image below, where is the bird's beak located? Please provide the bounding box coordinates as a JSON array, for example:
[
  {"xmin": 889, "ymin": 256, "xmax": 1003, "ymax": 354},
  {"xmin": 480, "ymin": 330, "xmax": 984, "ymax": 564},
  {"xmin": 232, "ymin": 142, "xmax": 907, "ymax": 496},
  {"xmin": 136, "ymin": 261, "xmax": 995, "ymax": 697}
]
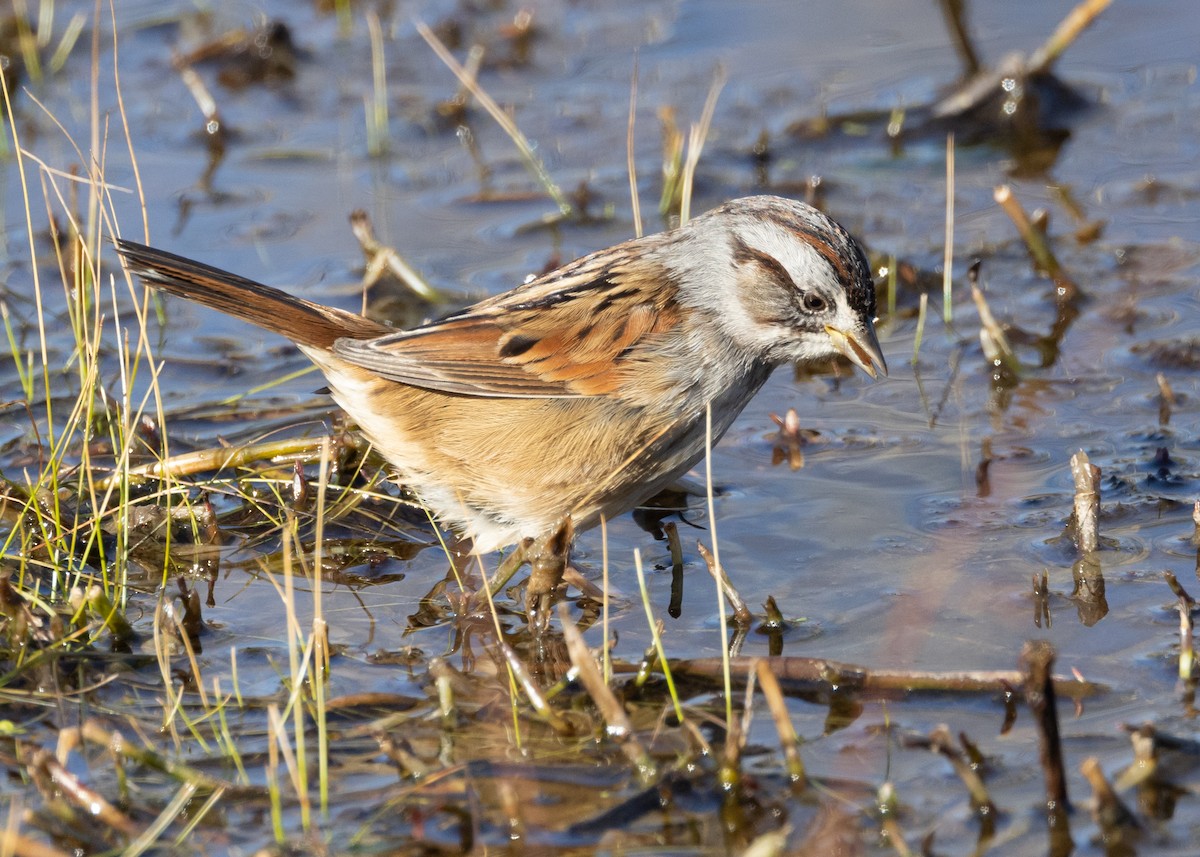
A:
[{"xmin": 825, "ymin": 322, "xmax": 888, "ymax": 379}]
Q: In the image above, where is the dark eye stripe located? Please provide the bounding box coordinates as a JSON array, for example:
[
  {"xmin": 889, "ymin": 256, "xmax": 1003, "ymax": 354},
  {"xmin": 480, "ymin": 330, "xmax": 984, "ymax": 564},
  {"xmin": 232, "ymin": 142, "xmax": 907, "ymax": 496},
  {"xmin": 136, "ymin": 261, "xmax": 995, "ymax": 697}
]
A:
[{"xmin": 731, "ymin": 237, "xmax": 795, "ymax": 290}]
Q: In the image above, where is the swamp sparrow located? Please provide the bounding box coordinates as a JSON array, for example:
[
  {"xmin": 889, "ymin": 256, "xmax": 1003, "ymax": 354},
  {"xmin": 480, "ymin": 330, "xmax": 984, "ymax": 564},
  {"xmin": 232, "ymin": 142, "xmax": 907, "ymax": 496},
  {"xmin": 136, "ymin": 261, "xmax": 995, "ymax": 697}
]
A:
[{"xmin": 117, "ymin": 196, "xmax": 885, "ymax": 613}]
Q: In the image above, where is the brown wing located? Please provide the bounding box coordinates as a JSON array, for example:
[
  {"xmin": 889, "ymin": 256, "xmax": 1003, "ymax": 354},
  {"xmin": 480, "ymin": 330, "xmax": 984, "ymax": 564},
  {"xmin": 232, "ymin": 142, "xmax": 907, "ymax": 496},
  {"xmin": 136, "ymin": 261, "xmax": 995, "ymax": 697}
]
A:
[{"xmin": 332, "ymin": 249, "xmax": 682, "ymax": 398}]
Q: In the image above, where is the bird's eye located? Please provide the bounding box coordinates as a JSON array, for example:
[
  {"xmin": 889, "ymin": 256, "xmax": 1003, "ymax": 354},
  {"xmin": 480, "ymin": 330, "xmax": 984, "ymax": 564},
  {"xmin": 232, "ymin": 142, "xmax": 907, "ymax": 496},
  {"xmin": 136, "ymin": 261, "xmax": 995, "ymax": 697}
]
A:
[{"xmin": 802, "ymin": 293, "xmax": 827, "ymax": 313}]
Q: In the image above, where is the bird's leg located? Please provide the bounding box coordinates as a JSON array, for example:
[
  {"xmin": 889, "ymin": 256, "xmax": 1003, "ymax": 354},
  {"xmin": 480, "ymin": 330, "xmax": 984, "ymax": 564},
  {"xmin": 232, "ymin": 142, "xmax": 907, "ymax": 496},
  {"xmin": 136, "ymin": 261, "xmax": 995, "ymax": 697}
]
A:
[{"xmin": 524, "ymin": 517, "xmax": 574, "ymax": 630}]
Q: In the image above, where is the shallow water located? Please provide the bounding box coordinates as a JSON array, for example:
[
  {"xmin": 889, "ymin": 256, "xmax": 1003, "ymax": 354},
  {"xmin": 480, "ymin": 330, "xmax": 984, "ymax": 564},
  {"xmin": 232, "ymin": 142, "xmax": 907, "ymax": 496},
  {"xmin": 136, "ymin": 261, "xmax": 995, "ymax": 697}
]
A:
[{"xmin": 4, "ymin": 0, "xmax": 1200, "ymax": 853}]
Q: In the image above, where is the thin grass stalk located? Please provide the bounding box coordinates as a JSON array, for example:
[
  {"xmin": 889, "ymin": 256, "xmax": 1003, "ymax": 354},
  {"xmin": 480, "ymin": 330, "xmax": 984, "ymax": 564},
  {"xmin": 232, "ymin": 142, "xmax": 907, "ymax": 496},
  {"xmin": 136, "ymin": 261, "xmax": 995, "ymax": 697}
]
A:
[
  {"xmin": 2, "ymin": 55, "xmax": 65, "ymax": 595},
  {"xmin": 678, "ymin": 67, "xmax": 726, "ymax": 226},
  {"xmin": 416, "ymin": 19, "xmax": 569, "ymax": 215},
  {"xmin": 230, "ymin": 647, "xmax": 244, "ymax": 708},
  {"xmin": 705, "ymin": 403, "xmax": 734, "ymax": 728},
  {"xmin": 123, "ymin": 781, "xmax": 197, "ymax": 857},
  {"xmin": 313, "ymin": 437, "xmax": 331, "ymax": 814},
  {"xmin": 365, "ymin": 9, "xmax": 389, "ymax": 157},
  {"xmin": 912, "ymin": 292, "xmax": 928, "ymax": 365},
  {"xmin": 153, "ymin": 591, "xmax": 183, "ymax": 734},
  {"xmin": 943, "ymin": 132, "xmax": 955, "ymax": 323},
  {"xmin": 601, "ymin": 515, "xmax": 612, "ymax": 684},
  {"xmin": 633, "ymin": 549, "xmax": 684, "ymax": 723},
  {"xmin": 172, "ymin": 785, "xmax": 226, "ymax": 847},
  {"xmin": 109, "ymin": 0, "xmax": 149, "ymax": 239},
  {"xmin": 266, "ymin": 705, "xmax": 285, "ymax": 844},
  {"xmin": 468, "ymin": 549, "xmax": 526, "ymax": 751},
  {"xmin": 210, "ymin": 678, "xmax": 249, "ymax": 785},
  {"xmin": 279, "ymin": 518, "xmax": 311, "ymax": 830},
  {"xmin": 627, "ymin": 58, "xmax": 642, "ymax": 239}
]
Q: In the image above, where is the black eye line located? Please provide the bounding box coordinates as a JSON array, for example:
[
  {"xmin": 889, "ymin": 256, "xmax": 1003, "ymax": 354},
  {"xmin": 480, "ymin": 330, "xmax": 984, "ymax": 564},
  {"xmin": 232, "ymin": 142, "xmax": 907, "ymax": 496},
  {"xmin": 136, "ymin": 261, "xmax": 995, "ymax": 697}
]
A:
[{"xmin": 731, "ymin": 237, "xmax": 795, "ymax": 292}]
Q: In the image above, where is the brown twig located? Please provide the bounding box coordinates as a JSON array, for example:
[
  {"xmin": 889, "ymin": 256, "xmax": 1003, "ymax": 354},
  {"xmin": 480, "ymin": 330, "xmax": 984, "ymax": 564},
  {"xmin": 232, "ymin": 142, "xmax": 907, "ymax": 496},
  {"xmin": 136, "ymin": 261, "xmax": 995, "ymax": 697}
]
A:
[
  {"xmin": 668, "ymin": 655, "xmax": 1102, "ymax": 699},
  {"xmin": 754, "ymin": 658, "xmax": 807, "ymax": 787},
  {"xmin": 1020, "ymin": 641, "xmax": 1072, "ymax": 832}
]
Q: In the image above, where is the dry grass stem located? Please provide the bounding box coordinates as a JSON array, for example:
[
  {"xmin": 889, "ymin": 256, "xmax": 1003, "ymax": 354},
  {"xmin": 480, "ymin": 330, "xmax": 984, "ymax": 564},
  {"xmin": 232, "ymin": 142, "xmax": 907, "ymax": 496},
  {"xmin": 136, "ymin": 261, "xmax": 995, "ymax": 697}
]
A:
[
  {"xmin": 626, "ymin": 58, "xmax": 643, "ymax": 238},
  {"xmin": 754, "ymin": 659, "xmax": 807, "ymax": 787},
  {"xmin": 416, "ymin": 19, "xmax": 569, "ymax": 215},
  {"xmin": 1164, "ymin": 572, "xmax": 1196, "ymax": 681},
  {"xmin": 558, "ymin": 602, "xmax": 657, "ymax": 781},
  {"xmin": 696, "ymin": 540, "xmax": 752, "ymax": 627},
  {"xmin": 350, "ymin": 209, "xmax": 440, "ymax": 301},
  {"xmin": 678, "ymin": 66, "xmax": 726, "ymax": 225},
  {"xmin": 993, "ymin": 184, "xmax": 1080, "ymax": 303},
  {"xmin": 970, "ymin": 280, "xmax": 1020, "ymax": 381},
  {"xmin": 1026, "ymin": 0, "xmax": 1114, "ymax": 74},
  {"xmin": 943, "ymin": 133, "xmax": 955, "ymax": 322}
]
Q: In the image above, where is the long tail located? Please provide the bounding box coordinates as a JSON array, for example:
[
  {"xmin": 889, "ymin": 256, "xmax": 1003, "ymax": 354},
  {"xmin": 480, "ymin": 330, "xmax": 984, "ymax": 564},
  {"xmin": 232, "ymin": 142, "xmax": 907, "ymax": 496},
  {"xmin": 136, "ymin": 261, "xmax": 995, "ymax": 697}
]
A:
[{"xmin": 115, "ymin": 239, "xmax": 390, "ymax": 349}]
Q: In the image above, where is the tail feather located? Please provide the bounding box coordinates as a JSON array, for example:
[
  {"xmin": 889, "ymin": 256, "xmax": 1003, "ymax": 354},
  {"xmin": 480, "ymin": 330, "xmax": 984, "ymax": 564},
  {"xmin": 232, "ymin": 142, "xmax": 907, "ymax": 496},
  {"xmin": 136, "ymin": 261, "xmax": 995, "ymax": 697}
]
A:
[{"xmin": 115, "ymin": 239, "xmax": 390, "ymax": 349}]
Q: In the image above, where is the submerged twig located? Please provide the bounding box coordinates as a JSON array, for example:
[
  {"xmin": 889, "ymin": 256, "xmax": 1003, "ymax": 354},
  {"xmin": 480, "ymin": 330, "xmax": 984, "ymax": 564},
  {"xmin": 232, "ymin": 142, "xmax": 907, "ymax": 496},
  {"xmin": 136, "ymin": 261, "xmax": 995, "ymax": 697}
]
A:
[{"xmin": 669, "ymin": 655, "xmax": 1102, "ymax": 699}]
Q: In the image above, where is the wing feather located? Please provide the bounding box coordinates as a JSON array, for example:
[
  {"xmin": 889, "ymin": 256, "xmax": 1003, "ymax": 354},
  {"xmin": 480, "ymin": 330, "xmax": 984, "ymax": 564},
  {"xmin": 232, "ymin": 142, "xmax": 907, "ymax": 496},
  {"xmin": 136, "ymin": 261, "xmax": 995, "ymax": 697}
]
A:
[{"xmin": 332, "ymin": 250, "xmax": 682, "ymax": 399}]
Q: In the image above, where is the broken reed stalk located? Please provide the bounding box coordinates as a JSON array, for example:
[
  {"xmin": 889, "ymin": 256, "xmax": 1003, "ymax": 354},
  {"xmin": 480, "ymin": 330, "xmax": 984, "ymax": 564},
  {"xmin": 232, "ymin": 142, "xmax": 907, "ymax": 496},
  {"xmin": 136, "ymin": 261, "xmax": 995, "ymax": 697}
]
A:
[
  {"xmin": 1019, "ymin": 641, "xmax": 1072, "ymax": 831},
  {"xmin": 558, "ymin": 602, "xmax": 657, "ymax": 782},
  {"xmin": 1070, "ymin": 450, "xmax": 1100, "ymax": 554},
  {"xmin": 926, "ymin": 726, "xmax": 997, "ymax": 829},
  {"xmin": 1079, "ymin": 756, "xmax": 1141, "ymax": 842},
  {"xmin": 1156, "ymin": 372, "xmax": 1175, "ymax": 426},
  {"xmin": 1164, "ymin": 572, "xmax": 1195, "ymax": 682},
  {"xmin": 1026, "ymin": 0, "xmax": 1114, "ymax": 75},
  {"xmin": 754, "ymin": 659, "xmax": 807, "ymax": 787},
  {"xmin": 994, "ymin": 184, "xmax": 1080, "ymax": 305},
  {"xmin": 970, "ymin": 274, "xmax": 1020, "ymax": 382}
]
